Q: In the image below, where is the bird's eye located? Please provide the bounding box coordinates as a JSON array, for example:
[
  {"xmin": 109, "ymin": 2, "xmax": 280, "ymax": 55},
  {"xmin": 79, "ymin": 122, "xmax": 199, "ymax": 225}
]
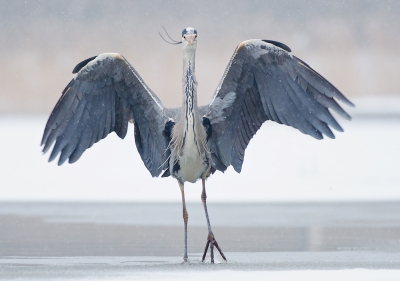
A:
[{"xmin": 195, "ymin": 35, "xmax": 197, "ymax": 39}]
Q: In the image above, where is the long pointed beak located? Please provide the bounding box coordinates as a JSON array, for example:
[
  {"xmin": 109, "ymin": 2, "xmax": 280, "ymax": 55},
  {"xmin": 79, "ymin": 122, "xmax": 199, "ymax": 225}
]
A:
[{"xmin": 187, "ymin": 36, "xmax": 195, "ymax": 45}]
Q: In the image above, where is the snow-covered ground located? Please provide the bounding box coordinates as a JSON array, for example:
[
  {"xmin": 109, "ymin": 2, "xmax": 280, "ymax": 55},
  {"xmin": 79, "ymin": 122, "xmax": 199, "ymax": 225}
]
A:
[
  {"xmin": 2, "ymin": 255, "xmax": 400, "ymax": 281},
  {"xmin": 0, "ymin": 97, "xmax": 399, "ymax": 202}
]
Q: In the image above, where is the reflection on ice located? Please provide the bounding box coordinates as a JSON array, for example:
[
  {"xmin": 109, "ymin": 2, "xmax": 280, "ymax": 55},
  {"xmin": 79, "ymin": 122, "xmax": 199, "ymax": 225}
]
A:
[{"xmin": 1, "ymin": 202, "xmax": 400, "ymax": 256}]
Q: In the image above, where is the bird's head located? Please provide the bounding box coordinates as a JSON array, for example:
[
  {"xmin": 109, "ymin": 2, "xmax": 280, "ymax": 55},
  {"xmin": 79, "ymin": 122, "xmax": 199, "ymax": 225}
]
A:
[{"xmin": 182, "ymin": 27, "xmax": 197, "ymax": 48}]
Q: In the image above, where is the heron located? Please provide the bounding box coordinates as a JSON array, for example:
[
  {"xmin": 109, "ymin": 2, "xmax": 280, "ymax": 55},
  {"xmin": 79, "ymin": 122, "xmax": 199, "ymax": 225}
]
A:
[{"xmin": 41, "ymin": 27, "xmax": 353, "ymax": 263}]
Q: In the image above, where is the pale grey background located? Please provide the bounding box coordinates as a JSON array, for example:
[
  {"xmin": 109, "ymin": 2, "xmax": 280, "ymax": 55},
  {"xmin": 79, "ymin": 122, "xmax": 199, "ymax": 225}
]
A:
[{"xmin": 0, "ymin": 0, "xmax": 399, "ymax": 114}]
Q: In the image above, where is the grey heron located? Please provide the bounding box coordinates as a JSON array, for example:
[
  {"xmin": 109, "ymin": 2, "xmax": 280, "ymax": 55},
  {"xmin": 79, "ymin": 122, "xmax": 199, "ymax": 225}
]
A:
[{"xmin": 41, "ymin": 27, "xmax": 353, "ymax": 263}]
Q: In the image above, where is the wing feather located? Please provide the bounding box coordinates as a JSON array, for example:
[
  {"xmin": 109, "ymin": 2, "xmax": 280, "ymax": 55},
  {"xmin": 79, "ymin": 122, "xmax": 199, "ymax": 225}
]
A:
[
  {"xmin": 206, "ymin": 40, "xmax": 353, "ymax": 173},
  {"xmin": 59, "ymin": 107, "xmax": 90, "ymax": 164},
  {"xmin": 42, "ymin": 53, "xmax": 170, "ymax": 177},
  {"xmin": 49, "ymin": 96, "xmax": 87, "ymax": 163}
]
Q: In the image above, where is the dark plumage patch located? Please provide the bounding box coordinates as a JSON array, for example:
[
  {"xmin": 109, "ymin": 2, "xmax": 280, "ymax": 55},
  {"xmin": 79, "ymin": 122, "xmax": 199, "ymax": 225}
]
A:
[
  {"xmin": 161, "ymin": 169, "xmax": 170, "ymax": 177},
  {"xmin": 72, "ymin": 56, "xmax": 97, "ymax": 74},
  {"xmin": 262, "ymin": 40, "xmax": 291, "ymax": 52},
  {"xmin": 134, "ymin": 121, "xmax": 143, "ymax": 154},
  {"xmin": 173, "ymin": 162, "xmax": 180, "ymax": 174},
  {"xmin": 202, "ymin": 117, "xmax": 212, "ymax": 141},
  {"xmin": 160, "ymin": 120, "xmax": 175, "ymax": 178},
  {"xmin": 163, "ymin": 120, "xmax": 175, "ymax": 140}
]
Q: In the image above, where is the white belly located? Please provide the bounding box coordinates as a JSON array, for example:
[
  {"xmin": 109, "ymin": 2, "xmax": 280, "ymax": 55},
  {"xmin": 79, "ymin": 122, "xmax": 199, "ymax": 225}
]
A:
[
  {"xmin": 173, "ymin": 128, "xmax": 208, "ymax": 183},
  {"xmin": 179, "ymin": 148, "xmax": 206, "ymax": 183}
]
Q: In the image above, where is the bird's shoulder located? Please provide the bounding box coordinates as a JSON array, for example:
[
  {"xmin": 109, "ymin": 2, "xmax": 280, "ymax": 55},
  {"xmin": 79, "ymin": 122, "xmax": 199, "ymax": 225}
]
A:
[
  {"xmin": 72, "ymin": 53, "xmax": 129, "ymax": 76},
  {"xmin": 237, "ymin": 39, "xmax": 291, "ymax": 52},
  {"xmin": 232, "ymin": 39, "xmax": 292, "ymax": 65}
]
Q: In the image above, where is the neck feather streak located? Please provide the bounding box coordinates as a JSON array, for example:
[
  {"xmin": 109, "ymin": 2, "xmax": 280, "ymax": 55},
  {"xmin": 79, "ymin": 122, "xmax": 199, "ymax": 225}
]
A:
[{"xmin": 171, "ymin": 53, "xmax": 207, "ymax": 158}]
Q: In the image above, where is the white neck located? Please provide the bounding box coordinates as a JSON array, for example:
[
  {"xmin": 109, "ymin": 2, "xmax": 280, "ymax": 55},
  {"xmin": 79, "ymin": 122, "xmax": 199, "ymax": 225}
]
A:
[
  {"xmin": 170, "ymin": 43, "xmax": 207, "ymax": 160},
  {"xmin": 181, "ymin": 47, "xmax": 198, "ymax": 116},
  {"xmin": 183, "ymin": 47, "xmax": 196, "ymax": 73}
]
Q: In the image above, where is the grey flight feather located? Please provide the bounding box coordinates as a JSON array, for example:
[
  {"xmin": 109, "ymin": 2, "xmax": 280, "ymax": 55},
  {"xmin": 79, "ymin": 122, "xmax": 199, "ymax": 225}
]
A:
[
  {"xmin": 41, "ymin": 53, "xmax": 170, "ymax": 177},
  {"xmin": 204, "ymin": 40, "xmax": 354, "ymax": 173}
]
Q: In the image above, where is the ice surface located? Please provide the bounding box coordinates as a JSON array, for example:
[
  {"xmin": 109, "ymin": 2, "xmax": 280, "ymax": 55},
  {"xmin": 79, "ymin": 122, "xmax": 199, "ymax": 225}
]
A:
[
  {"xmin": 60, "ymin": 269, "xmax": 400, "ymax": 281},
  {"xmin": 1, "ymin": 254, "xmax": 400, "ymax": 280},
  {"xmin": 1, "ymin": 201, "xmax": 400, "ymax": 280}
]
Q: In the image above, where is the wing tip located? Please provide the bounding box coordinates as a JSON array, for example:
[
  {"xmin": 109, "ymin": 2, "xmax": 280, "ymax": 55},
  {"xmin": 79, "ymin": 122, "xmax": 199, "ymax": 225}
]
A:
[
  {"xmin": 68, "ymin": 153, "xmax": 81, "ymax": 164},
  {"xmin": 48, "ymin": 151, "xmax": 58, "ymax": 163},
  {"xmin": 336, "ymin": 95, "xmax": 355, "ymax": 108},
  {"xmin": 47, "ymin": 154, "xmax": 54, "ymax": 163},
  {"xmin": 335, "ymin": 125, "xmax": 344, "ymax": 133},
  {"xmin": 57, "ymin": 154, "xmax": 69, "ymax": 166},
  {"xmin": 327, "ymin": 133, "xmax": 336, "ymax": 139},
  {"xmin": 337, "ymin": 107, "xmax": 352, "ymax": 121}
]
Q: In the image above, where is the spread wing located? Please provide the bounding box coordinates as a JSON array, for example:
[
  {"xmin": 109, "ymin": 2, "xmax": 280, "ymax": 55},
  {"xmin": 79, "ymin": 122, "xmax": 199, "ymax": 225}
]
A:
[
  {"xmin": 41, "ymin": 53, "xmax": 170, "ymax": 177},
  {"xmin": 204, "ymin": 40, "xmax": 354, "ymax": 173}
]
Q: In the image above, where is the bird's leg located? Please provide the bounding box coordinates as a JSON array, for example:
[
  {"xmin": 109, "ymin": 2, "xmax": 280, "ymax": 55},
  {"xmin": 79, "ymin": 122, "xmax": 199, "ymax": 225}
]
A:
[
  {"xmin": 179, "ymin": 181, "xmax": 189, "ymax": 263},
  {"xmin": 201, "ymin": 178, "xmax": 227, "ymax": 263}
]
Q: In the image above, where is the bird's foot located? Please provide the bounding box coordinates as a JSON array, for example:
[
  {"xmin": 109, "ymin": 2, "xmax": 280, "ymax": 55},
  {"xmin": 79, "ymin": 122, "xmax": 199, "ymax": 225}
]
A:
[
  {"xmin": 201, "ymin": 232, "xmax": 227, "ymax": 263},
  {"xmin": 181, "ymin": 256, "xmax": 190, "ymax": 264}
]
